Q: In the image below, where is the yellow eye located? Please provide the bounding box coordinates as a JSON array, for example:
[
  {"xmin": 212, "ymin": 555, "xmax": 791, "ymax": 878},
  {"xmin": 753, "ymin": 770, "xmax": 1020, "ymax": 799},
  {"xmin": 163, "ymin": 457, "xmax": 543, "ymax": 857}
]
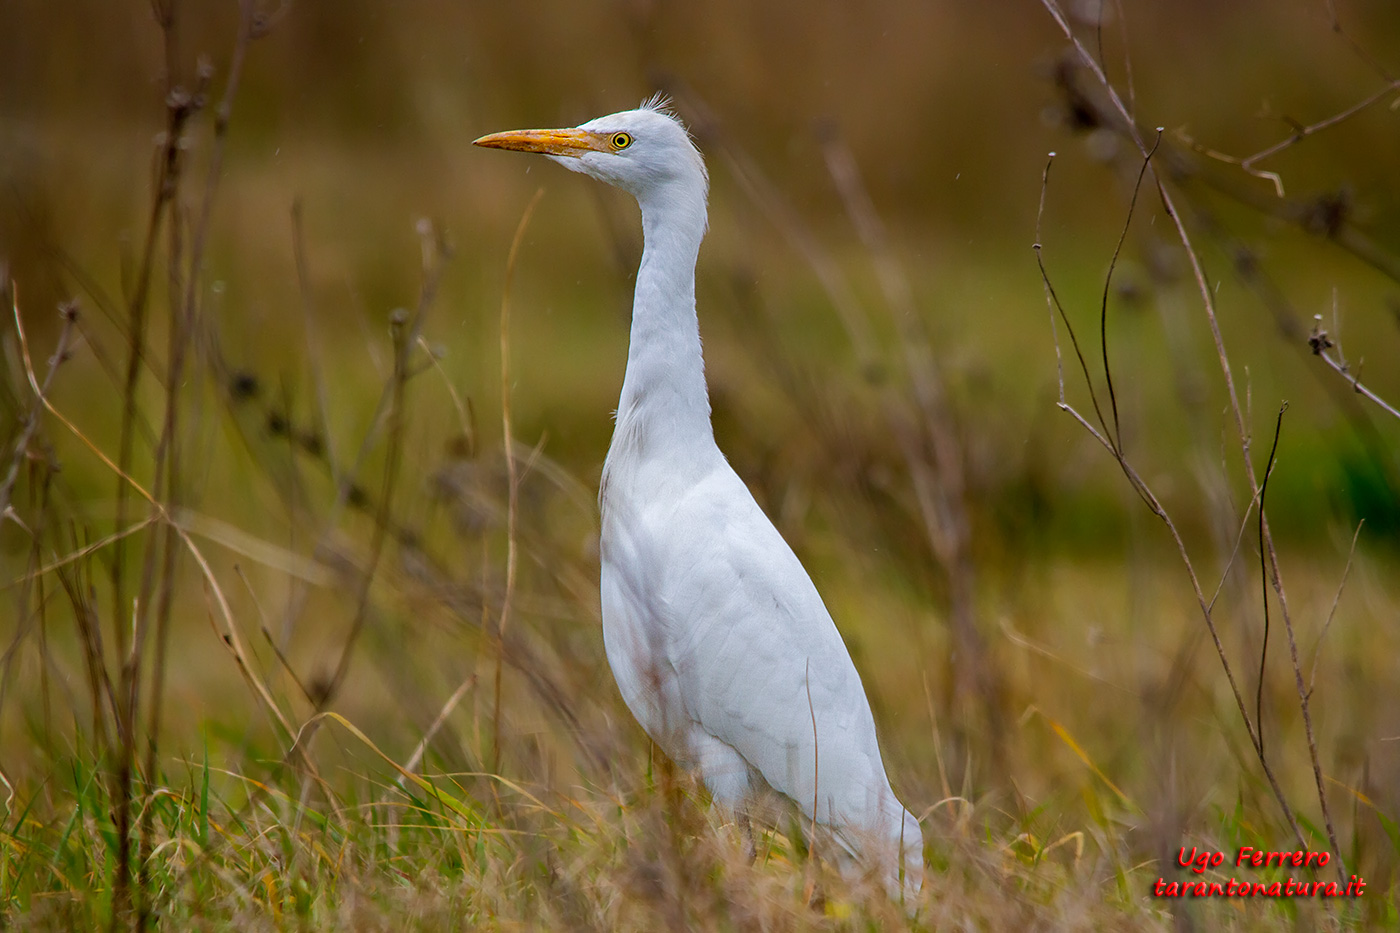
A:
[{"xmin": 610, "ymin": 132, "xmax": 633, "ymax": 150}]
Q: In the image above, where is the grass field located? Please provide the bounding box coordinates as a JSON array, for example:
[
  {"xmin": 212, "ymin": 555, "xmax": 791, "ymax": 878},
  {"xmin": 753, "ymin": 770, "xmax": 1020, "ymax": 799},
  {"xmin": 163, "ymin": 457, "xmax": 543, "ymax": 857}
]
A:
[{"xmin": 2, "ymin": 1, "xmax": 1399, "ymax": 929}]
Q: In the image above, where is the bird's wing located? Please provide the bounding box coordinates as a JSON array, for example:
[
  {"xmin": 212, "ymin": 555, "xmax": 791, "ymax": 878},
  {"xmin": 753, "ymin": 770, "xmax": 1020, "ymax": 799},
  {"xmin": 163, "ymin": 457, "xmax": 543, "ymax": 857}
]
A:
[{"xmin": 651, "ymin": 465, "xmax": 895, "ymax": 825}]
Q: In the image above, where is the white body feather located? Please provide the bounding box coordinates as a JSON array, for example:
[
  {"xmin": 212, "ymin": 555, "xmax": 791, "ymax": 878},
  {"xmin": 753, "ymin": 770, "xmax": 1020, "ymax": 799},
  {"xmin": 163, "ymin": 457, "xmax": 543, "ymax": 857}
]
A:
[{"xmin": 501, "ymin": 100, "xmax": 923, "ymax": 899}]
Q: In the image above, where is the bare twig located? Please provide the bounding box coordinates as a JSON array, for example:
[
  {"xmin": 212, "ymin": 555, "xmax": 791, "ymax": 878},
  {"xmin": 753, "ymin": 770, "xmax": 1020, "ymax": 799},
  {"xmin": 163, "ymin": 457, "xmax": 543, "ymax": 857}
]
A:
[
  {"xmin": 1099, "ymin": 129, "xmax": 1162, "ymax": 451},
  {"xmin": 403, "ymin": 675, "xmax": 478, "ymax": 779},
  {"xmin": 1040, "ymin": 0, "xmax": 1347, "ymax": 878},
  {"xmin": 110, "ymin": 7, "xmax": 204, "ymax": 918},
  {"xmin": 815, "ymin": 125, "xmax": 996, "ymax": 740},
  {"xmin": 1308, "ymin": 521, "xmax": 1363, "ymax": 699},
  {"xmin": 12, "ymin": 295, "xmax": 293, "ymax": 740},
  {"xmin": 321, "ymin": 307, "xmax": 410, "ymax": 706},
  {"xmin": 1307, "ymin": 316, "xmax": 1400, "ymax": 421},
  {"xmin": 1035, "ymin": 9, "xmax": 1291, "ymax": 845},
  {"xmin": 665, "ymin": 85, "xmax": 879, "ymax": 372},
  {"xmin": 1170, "ymin": 4, "xmax": 1400, "ymax": 204},
  {"xmin": 492, "ymin": 187, "xmax": 544, "ymax": 774},
  {"xmin": 1235, "ymin": 81, "xmax": 1400, "ymax": 198},
  {"xmin": 1036, "ymin": 157, "xmax": 1114, "ymax": 439},
  {"xmin": 1, "ymin": 301, "xmax": 78, "ymax": 518},
  {"xmin": 133, "ymin": 6, "xmax": 267, "ymax": 922},
  {"xmin": 1035, "ymin": 154, "xmax": 1067, "ymax": 401},
  {"xmin": 1254, "ymin": 404, "xmax": 1287, "ymax": 758},
  {"xmin": 274, "ymin": 220, "xmax": 450, "ymax": 650}
]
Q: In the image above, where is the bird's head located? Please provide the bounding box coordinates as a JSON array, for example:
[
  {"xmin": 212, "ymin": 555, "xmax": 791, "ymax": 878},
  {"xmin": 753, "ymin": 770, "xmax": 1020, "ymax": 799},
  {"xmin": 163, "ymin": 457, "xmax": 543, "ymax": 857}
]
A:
[{"xmin": 474, "ymin": 97, "xmax": 708, "ymax": 204}]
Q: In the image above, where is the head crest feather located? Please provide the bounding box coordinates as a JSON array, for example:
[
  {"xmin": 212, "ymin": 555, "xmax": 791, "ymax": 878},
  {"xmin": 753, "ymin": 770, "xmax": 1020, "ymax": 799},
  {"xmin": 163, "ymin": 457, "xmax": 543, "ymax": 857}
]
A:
[{"xmin": 638, "ymin": 92, "xmax": 677, "ymax": 118}]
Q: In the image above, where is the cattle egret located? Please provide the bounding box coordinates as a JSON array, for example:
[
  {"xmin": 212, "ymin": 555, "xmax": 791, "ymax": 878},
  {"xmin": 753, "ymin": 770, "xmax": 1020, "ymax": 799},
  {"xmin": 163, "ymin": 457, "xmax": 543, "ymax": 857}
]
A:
[{"xmin": 475, "ymin": 98, "xmax": 923, "ymax": 900}]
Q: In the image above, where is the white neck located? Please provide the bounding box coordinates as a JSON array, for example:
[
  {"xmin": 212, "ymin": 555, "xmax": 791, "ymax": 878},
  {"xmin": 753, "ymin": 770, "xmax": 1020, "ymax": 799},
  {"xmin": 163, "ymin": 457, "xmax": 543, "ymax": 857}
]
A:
[{"xmin": 612, "ymin": 183, "xmax": 716, "ymax": 460}]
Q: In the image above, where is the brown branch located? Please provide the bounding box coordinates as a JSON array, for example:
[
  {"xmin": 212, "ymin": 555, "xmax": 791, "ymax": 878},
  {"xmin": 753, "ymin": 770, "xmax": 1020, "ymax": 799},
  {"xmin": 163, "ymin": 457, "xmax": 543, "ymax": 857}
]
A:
[
  {"xmin": 1035, "ymin": 156, "xmax": 1115, "ymax": 444},
  {"xmin": 815, "ymin": 125, "xmax": 995, "ymax": 730},
  {"xmin": 1185, "ymin": 214, "xmax": 1400, "ymax": 494},
  {"xmin": 11, "ymin": 294, "xmax": 294, "ymax": 740},
  {"xmin": 1098, "ymin": 129, "xmax": 1162, "ymax": 451},
  {"xmin": 135, "ymin": 5, "xmax": 268, "ymax": 925},
  {"xmin": 1307, "ymin": 521, "xmax": 1363, "ymax": 700},
  {"xmin": 1254, "ymin": 404, "xmax": 1288, "ymax": 759},
  {"xmin": 1040, "ymin": 0, "xmax": 1347, "ymax": 880},
  {"xmin": 273, "ymin": 220, "xmax": 450, "ymax": 648},
  {"xmin": 492, "ymin": 187, "xmax": 544, "ymax": 775},
  {"xmin": 1324, "ymin": 0, "xmax": 1395, "ymax": 83},
  {"xmin": 1234, "ymin": 79, "xmax": 1400, "ymax": 198},
  {"xmin": 321, "ymin": 308, "xmax": 411, "ymax": 707},
  {"xmin": 1307, "ymin": 317, "xmax": 1400, "ymax": 422},
  {"xmin": 663, "ymin": 83, "xmax": 880, "ymax": 372},
  {"xmin": 112, "ymin": 5, "xmax": 201, "ymax": 918},
  {"xmin": 0, "ymin": 301, "xmax": 78, "ymax": 518}
]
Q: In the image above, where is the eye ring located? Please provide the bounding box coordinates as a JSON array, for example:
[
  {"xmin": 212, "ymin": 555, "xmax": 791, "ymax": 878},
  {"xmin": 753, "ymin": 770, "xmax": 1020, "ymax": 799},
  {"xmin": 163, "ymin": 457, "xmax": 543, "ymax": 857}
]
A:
[{"xmin": 610, "ymin": 132, "xmax": 633, "ymax": 150}]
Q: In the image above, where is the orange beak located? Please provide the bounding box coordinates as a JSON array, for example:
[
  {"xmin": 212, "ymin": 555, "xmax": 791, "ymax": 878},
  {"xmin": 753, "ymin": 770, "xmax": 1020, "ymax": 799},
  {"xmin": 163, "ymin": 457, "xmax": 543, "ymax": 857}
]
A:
[{"xmin": 472, "ymin": 127, "xmax": 611, "ymax": 158}]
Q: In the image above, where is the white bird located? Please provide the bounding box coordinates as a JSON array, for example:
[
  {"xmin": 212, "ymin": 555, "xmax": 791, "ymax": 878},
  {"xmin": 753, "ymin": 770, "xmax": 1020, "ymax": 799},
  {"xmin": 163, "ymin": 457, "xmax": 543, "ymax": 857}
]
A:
[{"xmin": 475, "ymin": 98, "xmax": 922, "ymax": 900}]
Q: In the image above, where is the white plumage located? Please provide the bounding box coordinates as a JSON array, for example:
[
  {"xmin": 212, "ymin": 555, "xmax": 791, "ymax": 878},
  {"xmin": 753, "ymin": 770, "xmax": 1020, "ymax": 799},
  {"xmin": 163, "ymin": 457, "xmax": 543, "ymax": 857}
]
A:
[{"xmin": 475, "ymin": 99, "xmax": 922, "ymax": 900}]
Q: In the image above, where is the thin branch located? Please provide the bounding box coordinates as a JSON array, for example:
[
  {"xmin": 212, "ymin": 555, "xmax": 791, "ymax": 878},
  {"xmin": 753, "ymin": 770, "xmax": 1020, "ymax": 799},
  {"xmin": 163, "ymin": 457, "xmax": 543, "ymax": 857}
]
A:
[
  {"xmin": 664, "ymin": 84, "xmax": 880, "ymax": 371},
  {"xmin": 1308, "ymin": 520, "xmax": 1363, "ymax": 699},
  {"xmin": 1, "ymin": 301, "xmax": 78, "ymax": 518},
  {"xmin": 403, "ymin": 675, "xmax": 477, "ymax": 779},
  {"xmin": 1035, "ymin": 154, "xmax": 1068, "ymax": 402},
  {"xmin": 1308, "ymin": 317, "xmax": 1400, "ymax": 421},
  {"xmin": 1207, "ymin": 484, "xmax": 1258, "ymax": 614},
  {"xmin": 1254, "ymin": 403, "xmax": 1287, "ymax": 759},
  {"xmin": 1036, "ymin": 224, "xmax": 1115, "ymax": 444},
  {"xmin": 1324, "ymin": 0, "xmax": 1395, "ymax": 83},
  {"xmin": 492, "ymin": 187, "xmax": 544, "ymax": 775},
  {"xmin": 321, "ymin": 307, "xmax": 410, "ymax": 706},
  {"xmin": 274, "ymin": 220, "xmax": 450, "ymax": 646},
  {"xmin": 11, "ymin": 294, "xmax": 294, "ymax": 741},
  {"xmin": 1040, "ymin": 0, "xmax": 1346, "ymax": 878},
  {"xmin": 113, "ymin": 1, "xmax": 204, "ymax": 695},
  {"xmin": 136, "ymin": 6, "xmax": 265, "ymax": 920},
  {"xmin": 1236, "ymin": 80, "xmax": 1400, "ymax": 198},
  {"xmin": 1099, "ymin": 129, "xmax": 1162, "ymax": 451}
]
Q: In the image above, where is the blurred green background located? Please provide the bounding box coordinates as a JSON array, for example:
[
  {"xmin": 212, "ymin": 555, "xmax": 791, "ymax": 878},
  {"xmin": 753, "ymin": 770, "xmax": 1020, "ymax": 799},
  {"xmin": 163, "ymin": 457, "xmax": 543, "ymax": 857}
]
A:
[
  {"xmin": 2, "ymin": 0, "xmax": 1399, "ymax": 926},
  {"xmin": 4, "ymin": 0, "xmax": 1398, "ymax": 547}
]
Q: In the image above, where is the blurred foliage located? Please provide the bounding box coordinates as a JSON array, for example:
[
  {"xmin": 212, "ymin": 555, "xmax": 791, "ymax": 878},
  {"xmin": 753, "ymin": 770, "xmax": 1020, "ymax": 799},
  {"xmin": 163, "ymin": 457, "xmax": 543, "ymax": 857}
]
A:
[{"xmin": 2, "ymin": 0, "xmax": 1398, "ymax": 547}]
